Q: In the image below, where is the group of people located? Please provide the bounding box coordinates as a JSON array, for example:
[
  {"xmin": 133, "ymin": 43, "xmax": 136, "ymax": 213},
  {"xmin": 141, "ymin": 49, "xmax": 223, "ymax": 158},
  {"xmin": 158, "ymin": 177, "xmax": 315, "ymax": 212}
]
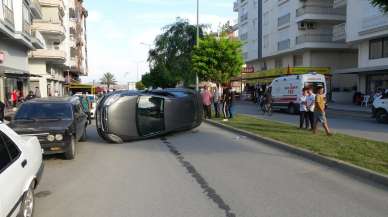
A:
[
  {"xmin": 201, "ymin": 84, "xmax": 235, "ymax": 121},
  {"xmin": 299, "ymin": 86, "xmax": 332, "ymax": 136}
]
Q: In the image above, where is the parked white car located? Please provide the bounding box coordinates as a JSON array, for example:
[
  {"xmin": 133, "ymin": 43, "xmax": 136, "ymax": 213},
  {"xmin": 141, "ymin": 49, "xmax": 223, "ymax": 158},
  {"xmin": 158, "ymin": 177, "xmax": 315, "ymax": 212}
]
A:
[
  {"xmin": 372, "ymin": 97, "xmax": 388, "ymax": 123},
  {"xmin": 0, "ymin": 123, "xmax": 43, "ymax": 217}
]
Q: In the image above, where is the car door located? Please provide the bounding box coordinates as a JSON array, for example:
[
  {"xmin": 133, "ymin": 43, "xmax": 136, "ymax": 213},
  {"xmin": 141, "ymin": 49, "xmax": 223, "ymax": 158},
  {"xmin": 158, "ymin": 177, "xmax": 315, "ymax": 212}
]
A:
[
  {"xmin": 0, "ymin": 131, "xmax": 24, "ymax": 217},
  {"xmin": 137, "ymin": 96, "xmax": 165, "ymax": 136},
  {"xmin": 73, "ymin": 103, "xmax": 87, "ymax": 141}
]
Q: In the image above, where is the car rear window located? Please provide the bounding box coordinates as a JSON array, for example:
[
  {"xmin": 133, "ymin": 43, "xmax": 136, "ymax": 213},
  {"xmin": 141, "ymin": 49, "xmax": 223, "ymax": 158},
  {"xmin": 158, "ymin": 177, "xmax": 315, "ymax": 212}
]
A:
[{"xmin": 15, "ymin": 103, "xmax": 73, "ymax": 120}]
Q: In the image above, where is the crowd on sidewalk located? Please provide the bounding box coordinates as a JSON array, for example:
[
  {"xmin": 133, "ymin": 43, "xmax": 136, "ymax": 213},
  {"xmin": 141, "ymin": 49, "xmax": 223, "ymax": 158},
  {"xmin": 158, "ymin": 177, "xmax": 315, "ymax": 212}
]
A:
[{"xmin": 201, "ymin": 84, "xmax": 235, "ymax": 122}]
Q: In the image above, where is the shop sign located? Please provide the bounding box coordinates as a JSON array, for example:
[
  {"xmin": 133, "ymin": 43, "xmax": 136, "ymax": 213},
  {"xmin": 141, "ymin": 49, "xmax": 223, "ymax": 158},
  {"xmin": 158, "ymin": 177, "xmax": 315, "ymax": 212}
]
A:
[
  {"xmin": 242, "ymin": 65, "xmax": 255, "ymax": 73},
  {"xmin": 0, "ymin": 51, "xmax": 5, "ymax": 64}
]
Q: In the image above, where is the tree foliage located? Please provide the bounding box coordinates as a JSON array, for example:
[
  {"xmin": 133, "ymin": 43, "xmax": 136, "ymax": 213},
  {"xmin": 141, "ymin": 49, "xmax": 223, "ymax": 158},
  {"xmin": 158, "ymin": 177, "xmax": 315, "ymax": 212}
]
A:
[
  {"xmin": 192, "ymin": 35, "xmax": 243, "ymax": 85},
  {"xmin": 100, "ymin": 72, "xmax": 117, "ymax": 90},
  {"xmin": 370, "ymin": 0, "xmax": 388, "ymax": 13},
  {"xmin": 143, "ymin": 18, "xmax": 204, "ymax": 88},
  {"xmin": 135, "ymin": 81, "xmax": 145, "ymax": 90}
]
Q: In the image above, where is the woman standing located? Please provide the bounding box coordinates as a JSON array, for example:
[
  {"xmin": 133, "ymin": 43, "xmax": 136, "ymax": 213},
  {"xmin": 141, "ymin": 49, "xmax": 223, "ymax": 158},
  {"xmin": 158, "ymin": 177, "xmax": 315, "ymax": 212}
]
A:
[{"xmin": 299, "ymin": 88, "xmax": 309, "ymax": 129}]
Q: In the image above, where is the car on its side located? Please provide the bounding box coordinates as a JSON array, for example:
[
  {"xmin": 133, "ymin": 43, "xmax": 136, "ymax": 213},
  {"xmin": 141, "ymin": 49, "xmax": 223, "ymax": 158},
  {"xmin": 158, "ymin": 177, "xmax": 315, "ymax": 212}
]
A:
[
  {"xmin": 0, "ymin": 122, "xmax": 43, "ymax": 217},
  {"xmin": 372, "ymin": 96, "xmax": 388, "ymax": 123},
  {"xmin": 9, "ymin": 97, "xmax": 89, "ymax": 159},
  {"xmin": 96, "ymin": 88, "xmax": 203, "ymax": 143}
]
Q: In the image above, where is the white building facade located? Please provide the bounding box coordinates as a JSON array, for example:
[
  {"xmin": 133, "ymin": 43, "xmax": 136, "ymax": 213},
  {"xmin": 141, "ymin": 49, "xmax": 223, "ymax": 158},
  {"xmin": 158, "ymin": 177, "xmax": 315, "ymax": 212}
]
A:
[
  {"xmin": 0, "ymin": 0, "xmax": 44, "ymax": 105},
  {"xmin": 28, "ymin": 0, "xmax": 88, "ymax": 97},
  {"xmin": 333, "ymin": 0, "xmax": 388, "ymax": 98}
]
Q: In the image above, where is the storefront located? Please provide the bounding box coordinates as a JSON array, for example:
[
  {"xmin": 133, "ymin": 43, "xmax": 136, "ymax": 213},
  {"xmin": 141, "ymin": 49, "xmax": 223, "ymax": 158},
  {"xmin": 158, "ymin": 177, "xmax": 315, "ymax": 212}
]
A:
[
  {"xmin": 366, "ymin": 73, "xmax": 388, "ymax": 93},
  {"xmin": 0, "ymin": 66, "xmax": 30, "ymax": 108}
]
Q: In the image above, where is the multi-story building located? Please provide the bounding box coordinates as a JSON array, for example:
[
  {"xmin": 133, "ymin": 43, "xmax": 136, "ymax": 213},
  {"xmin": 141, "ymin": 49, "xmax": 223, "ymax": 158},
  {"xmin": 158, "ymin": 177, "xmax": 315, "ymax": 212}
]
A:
[
  {"xmin": 0, "ymin": 0, "xmax": 44, "ymax": 105},
  {"xmin": 28, "ymin": 0, "xmax": 87, "ymax": 97},
  {"xmin": 333, "ymin": 0, "xmax": 388, "ymax": 100}
]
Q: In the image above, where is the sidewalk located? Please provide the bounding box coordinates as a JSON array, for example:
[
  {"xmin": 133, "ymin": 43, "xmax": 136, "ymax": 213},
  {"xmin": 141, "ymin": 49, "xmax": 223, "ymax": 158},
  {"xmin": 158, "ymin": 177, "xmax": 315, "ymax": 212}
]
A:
[{"xmin": 328, "ymin": 102, "xmax": 372, "ymax": 114}]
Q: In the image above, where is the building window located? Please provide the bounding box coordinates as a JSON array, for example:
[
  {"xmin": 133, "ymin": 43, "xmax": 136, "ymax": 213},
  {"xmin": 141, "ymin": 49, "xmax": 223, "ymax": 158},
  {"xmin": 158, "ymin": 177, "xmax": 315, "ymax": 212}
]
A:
[
  {"xmin": 2, "ymin": 0, "xmax": 14, "ymax": 25},
  {"xmin": 275, "ymin": 58, "xmax": 282, "ymax": 68},
  {"xmin": 293, "ymin": 55, "xmax": 303, "ymax": 66},
  {"xmin": 22, "ymin": 3, "xmax": 31, "ymax": 35},
  {"xmin": 240, "ymin": 33, "xmax": 248, "ymax": 41},
  {"xmin": 369, "ymin": 37, "xmax": 388, "ymax": 59}
]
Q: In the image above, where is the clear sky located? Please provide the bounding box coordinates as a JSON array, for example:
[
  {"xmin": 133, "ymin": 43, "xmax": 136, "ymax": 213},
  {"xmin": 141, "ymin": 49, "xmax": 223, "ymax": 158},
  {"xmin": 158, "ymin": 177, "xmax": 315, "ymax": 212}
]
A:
[{"xmin": 82, "ymin": 0, "xmax": 235, "ymax": 84}]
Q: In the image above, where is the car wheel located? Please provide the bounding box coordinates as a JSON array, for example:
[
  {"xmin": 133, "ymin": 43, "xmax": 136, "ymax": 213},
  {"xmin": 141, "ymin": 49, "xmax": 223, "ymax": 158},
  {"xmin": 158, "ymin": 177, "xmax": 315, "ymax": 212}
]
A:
[
  {"xmin": 376, "ymin": 110, "xmax": 388, "ymax": 124},
  {"xmin": 80, "ymin": 126, "xmax": 87, "ymax": 141},
  {"xmin": 18, "ymin": 182, "xmax": 35, "ymax": 217},
  {"xmin": 64, "ymin": 136, "xmax": 76, "ymax": 160}
]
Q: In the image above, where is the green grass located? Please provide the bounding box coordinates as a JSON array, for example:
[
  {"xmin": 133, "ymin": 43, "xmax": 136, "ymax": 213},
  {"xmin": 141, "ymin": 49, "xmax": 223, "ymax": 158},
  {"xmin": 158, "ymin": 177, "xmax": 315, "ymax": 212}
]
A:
[{"xmin": 213, "ymin": 114, "xmax": 388, "ymax": 175}]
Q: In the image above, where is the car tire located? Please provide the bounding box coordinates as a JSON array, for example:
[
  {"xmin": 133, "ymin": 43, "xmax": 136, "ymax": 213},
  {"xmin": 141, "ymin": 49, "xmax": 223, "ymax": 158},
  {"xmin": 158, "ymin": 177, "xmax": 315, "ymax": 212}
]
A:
[
  {"xmin": 376, "ymin": 110, "xmax": 388, "ymax": 124},
  {"xmin": 18, "ymin": 181, "xmax": 35, "ymax": 217},
  {"xmin": 80, "ymin": 126, "xmax": 87, "ymax": 142},
  {"xmin": 64, "ymin": 136, "xmax": 76, "ymax": 160}
]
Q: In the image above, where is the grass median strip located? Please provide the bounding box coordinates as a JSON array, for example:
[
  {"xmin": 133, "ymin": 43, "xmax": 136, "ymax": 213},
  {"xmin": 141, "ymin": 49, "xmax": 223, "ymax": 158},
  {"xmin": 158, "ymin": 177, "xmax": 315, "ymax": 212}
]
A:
[{"xmin": 213, "ymin": 114, "xmax": 388, "ymax": 175}]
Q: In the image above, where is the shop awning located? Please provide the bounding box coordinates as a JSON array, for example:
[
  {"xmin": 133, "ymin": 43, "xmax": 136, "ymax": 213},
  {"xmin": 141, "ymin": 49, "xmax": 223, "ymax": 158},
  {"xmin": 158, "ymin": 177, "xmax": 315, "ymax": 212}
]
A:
[
  {"xmin": 231, "ymin": 67, "xmax": 331, "ymax": 82},
  {"xmin": 333, "ymin": 65, "xmax": 388, "ymax": 75},
  {"xmin": 0, "ymin": 65, "xmax": 42, "ymax": 78}
]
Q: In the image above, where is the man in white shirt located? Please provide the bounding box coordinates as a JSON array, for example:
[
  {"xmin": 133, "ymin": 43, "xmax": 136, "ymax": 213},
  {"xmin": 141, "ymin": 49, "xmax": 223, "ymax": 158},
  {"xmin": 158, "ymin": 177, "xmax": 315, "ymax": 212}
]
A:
[
  {"xmin": 299, "ymin": 88, "xmax": 309, "ymax": 129},
  {"xmin": 306, "ymin": 87, "xmax": 316, "ymax": 130}
]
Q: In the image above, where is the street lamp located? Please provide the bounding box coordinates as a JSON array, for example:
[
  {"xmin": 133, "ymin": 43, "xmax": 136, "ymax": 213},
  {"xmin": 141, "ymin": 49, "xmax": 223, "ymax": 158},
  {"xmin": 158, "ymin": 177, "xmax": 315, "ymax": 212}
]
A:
[{"xmin": 196, "ymin": 0, "xmax": 199, "ymax": 91}]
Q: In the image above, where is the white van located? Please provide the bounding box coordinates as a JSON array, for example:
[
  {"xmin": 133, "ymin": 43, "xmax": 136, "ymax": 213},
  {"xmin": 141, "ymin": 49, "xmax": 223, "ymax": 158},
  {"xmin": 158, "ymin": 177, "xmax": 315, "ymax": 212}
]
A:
[{"xmin": 270, "ymin": 73, "xmax": 327, "ymax": 114}]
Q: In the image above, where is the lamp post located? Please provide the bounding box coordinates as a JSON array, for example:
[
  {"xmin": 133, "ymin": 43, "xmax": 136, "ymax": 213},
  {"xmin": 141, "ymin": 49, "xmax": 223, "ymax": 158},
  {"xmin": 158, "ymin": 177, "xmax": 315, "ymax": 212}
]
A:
[{"xmin": 196, "ymin": 0, "xmax": 199, "ymax": 91}]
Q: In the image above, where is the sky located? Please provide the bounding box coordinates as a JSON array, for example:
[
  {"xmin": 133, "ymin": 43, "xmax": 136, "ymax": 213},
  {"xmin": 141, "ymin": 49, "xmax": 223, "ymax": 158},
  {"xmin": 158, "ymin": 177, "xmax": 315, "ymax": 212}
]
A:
[{"xmin": 82, "ymin": 0, "xmax": 235, "ymax": 84}]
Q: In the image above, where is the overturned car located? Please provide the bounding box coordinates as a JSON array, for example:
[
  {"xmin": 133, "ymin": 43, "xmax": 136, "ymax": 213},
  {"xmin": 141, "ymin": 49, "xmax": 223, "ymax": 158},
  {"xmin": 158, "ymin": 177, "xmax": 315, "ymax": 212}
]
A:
[{"xmin": 96, "ymin": 89, "xmax": 203, "ymax": 143}]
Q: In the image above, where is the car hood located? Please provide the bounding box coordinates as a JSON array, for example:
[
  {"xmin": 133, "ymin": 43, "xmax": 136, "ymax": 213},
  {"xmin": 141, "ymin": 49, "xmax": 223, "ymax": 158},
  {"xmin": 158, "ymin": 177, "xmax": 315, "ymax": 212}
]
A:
[{"xmin": 10, "ymin": 120, "xmax": 73, "ymax": 134}]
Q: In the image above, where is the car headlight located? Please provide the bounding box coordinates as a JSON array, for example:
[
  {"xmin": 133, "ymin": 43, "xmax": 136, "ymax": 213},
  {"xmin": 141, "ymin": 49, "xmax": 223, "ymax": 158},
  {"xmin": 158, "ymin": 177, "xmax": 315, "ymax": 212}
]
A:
[
  {"xmin": 47, "ymin": 135, "xmax": 55, "ymax": 142},
  {"xmin": 104, "ymin": 94, "xmax": 121, "ymax": 106},
  {"xmin": 55, "ymin": 134, "xmax": 63, "ymax": 141}
]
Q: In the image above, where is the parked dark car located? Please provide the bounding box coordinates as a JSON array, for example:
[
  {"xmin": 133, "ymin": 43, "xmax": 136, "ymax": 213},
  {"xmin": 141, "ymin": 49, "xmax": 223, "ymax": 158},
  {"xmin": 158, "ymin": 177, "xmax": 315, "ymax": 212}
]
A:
[
  {"xmin": 96, "ymin": 88, "xmax": 203, "ymax": 143},
  {"xmin": 9, "ymin": 97, "xmax": 89, "ymax": 159}
]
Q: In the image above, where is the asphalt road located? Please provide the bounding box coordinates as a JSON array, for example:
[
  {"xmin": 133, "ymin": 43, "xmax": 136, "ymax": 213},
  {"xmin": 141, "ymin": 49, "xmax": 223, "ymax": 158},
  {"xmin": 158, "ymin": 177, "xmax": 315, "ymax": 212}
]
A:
[
  {"xmin": 234, "ymin": 102, "xmax": 388, "ymax": 142},
  {"xmin": 34, "ymin": 124, "xmax": 388, "ymax": 217}
]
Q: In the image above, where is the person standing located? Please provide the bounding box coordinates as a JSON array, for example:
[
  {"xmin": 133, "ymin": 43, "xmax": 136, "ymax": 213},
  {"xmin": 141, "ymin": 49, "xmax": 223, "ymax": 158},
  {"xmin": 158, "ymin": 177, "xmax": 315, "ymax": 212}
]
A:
[
  {"xmin": 313, "ymin": 86, "xmax": 332, "ymax": 136},
  {"xmin": 11, "ymin": 90, "xmax": 18, "ymax": 107},
  {"xmin": 201, "ymin": 85, "xmax": 212, "ymax": 119},
  {"xmin": 222, "ymin": 87, "xmax": 231, "ymax": 121},
  {"xmin": 213, "ymin": 84, "xmax": 221, "ymax": 118},
  {"xmin": 81, "ymin": 92, "xmax": 92, "ymax": 124},
  {"xmin": 299, "ymin": 88, "xmax": 309, "ymax": 129},
  {"xmin": 34, "ymin": 87, "xmax": 41, "ymax": 98},
  {"xmin": 228, "ymin": 89, "xmax": 235, "ymax": 119},
  {"xmin": 306, "ymin": 88, "xmax": 315, "ymax": 130}
]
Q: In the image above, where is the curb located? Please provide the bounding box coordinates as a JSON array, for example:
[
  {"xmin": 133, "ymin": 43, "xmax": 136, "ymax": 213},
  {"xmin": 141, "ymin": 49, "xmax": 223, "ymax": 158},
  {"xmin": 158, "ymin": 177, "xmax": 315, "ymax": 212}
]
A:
[{"xmin": 205, "ymin": 119, "xmax": 388, "ymax": 188}]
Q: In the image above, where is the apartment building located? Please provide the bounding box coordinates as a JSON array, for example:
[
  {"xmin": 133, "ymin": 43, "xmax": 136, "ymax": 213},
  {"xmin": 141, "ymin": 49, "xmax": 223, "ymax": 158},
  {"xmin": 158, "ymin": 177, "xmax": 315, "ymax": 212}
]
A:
[
  {"xmin": 0, "ymin": 0, "xmax": 44, "ymax": 105},
  {"xmin": 28, "ymin": 0, "xmax": 87, "ymax": 97},
  {"xmin": 333, "ymin": 0, "xmax": 388, "ymax": 100}
]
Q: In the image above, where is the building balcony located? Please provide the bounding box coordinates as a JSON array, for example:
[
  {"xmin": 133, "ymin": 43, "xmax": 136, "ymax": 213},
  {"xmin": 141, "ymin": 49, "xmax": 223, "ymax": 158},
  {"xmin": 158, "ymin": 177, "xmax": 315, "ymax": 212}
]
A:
[
  {"xmin": 38, "ymin": 0, "xmax": 65, "ymax": 16},
  {"xmin": 296, "ymin": 33, "xmax": 348, "ymax": 49},
  {"xmin": 30, "ymin": 0, "xmax": 43, "ymax": 19},
  {"xmin": 2, "ymin": 4, "xmax": 14, "ymax": 29},
  {"xmin": 32, "ymin": 20, "xmax": 65, "ymax": 40},
  {"xmin": 296, "ymin": 6, "xmax": 346, "ymax": 23},
  {"xmin": 359, "ymin": 14, "xmax": 388, "ymax": 36},
  {"xmin": 333, "ymin": 23, "xmax": 346, "ymax": 41},
  {"xmin": 333, "ymin": 0, "xmax": 347, "ymax": 8},
  {"xmin": 29, "ymin": 49, "xmax": 66, "ymax": 63}
]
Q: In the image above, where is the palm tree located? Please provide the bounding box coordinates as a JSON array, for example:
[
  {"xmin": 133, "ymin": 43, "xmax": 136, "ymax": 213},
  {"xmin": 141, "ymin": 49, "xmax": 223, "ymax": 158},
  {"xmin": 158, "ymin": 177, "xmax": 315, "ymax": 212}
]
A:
[{"xmin": 100, "ymin": 72, "xmax": 117, "ymax": 90}]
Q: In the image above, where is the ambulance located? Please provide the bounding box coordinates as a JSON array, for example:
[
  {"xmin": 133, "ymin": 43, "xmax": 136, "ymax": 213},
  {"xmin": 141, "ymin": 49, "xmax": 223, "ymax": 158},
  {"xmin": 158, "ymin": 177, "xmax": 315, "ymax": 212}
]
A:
[{"xmin": 270, "ymin": 73, "xmax": 327, "ymax": 114}]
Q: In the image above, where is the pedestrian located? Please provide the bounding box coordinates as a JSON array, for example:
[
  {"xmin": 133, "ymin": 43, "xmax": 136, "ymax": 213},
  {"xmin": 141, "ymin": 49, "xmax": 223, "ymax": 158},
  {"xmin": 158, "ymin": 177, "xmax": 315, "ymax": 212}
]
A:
[
  {"xmin": 306, "ymin": 87, "xmax": 315, "ymax": 130},
  {"xmin": 222, "ymin": 87, "xmax": 231, "ymax": 121},
  {"xmin": 299, "ymin": 88, "xmax": 309, "ymax": 129},
  {"xmin": 25, "ymin": 91, "xmax": 36, "ymax": 101},
  {"xmin": 81, "ymin": 92, "xmax": 92, "ymax": 124},
  {"xmin": 11, "ymin": 90, "xmax": 17, "ymax": 107},
  {"xmin": 228, "ymin": 89, "xmax": 235, "ymax": 119},
  {"xmin": 313, "ymin": 86, "xmax": 332, "ymax": 136},
  {"xmin": 213, "ymin": 84, "xmax": 222, "ymax": 118},
  {"xmin": 0, "ymin": 100, "xmax": 5, "ymax": 122},
  {"xmin": 201, "ymin": 85, "xmax": 212, "ymax": 119},
  {"xmin": 34, "ymin": 87, "xmax": 41, "ymax": 98}
]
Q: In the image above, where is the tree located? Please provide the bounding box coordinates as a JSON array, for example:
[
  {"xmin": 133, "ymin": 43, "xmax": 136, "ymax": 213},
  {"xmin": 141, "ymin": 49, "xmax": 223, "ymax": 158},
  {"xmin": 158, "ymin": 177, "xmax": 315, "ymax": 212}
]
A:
[
  {"xmin": 370, "ymin": 0, "xmax": 388, "ymax": 13},
  {"xmin": 100, "ymin": 72, "xmax": 117, "ymax": 90},
  {"xmin": 144, "ymin": 18, "xmax": 205, "ymax": 88},
  {"xmin": 192, "ymin": 35, "xmax": 243, "ymax": 85},
  {"xmin": 135, "ymin": 81, "xmax": 145, "ymax": 90}
]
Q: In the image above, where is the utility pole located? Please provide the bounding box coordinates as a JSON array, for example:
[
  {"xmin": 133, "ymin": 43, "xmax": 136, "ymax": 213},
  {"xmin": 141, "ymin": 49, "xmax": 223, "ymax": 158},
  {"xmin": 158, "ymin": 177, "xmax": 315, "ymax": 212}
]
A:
[{"xmin": 196, "ymin": 0, "xmax": 200, "ymax": 91}]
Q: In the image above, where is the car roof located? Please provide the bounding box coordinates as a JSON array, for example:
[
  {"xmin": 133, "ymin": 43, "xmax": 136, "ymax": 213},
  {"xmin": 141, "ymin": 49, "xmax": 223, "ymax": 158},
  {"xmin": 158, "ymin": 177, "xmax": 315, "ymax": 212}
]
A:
[{"xmin": 24, "ymin": 97, "xmax": 79, "ymax": 104}]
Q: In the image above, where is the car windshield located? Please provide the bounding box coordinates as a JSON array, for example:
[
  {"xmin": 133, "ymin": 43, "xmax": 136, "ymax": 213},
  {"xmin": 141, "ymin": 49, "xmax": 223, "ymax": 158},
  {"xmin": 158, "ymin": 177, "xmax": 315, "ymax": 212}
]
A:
[{"xmin": 15, "ymin": 103, "xmax": 73, "ymax": 120}]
